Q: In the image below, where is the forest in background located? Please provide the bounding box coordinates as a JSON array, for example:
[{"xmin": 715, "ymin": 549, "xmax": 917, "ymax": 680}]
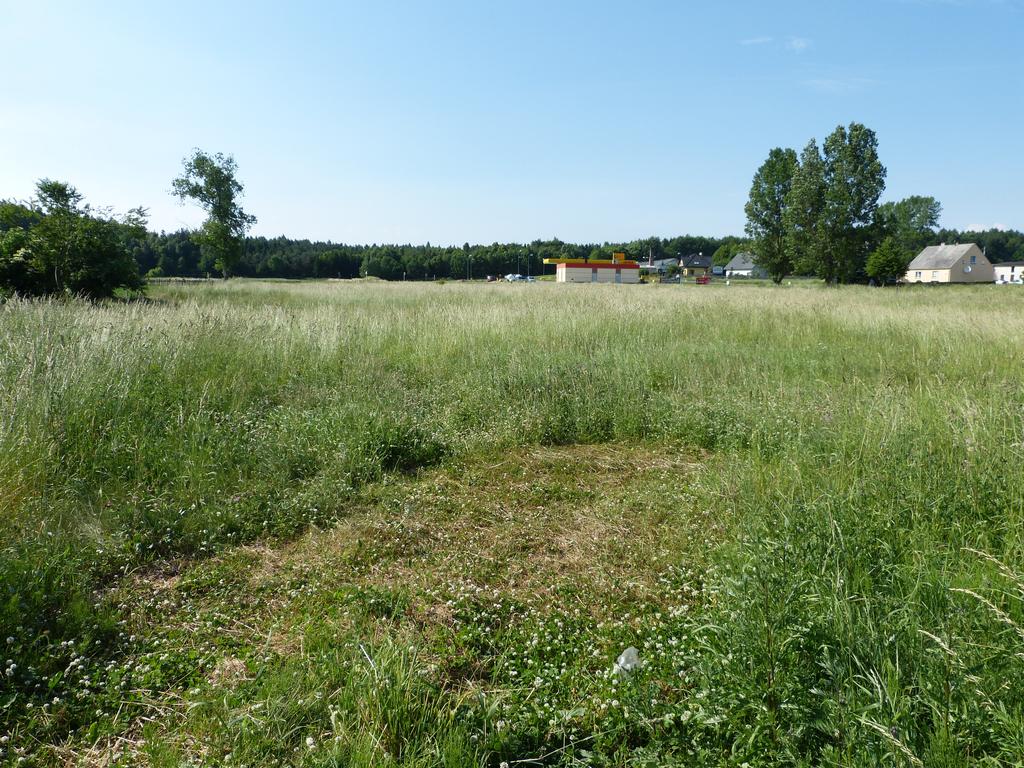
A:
[{"xmin": 134, "ymin": 226, "xmax": 1024, "ymax": 282}]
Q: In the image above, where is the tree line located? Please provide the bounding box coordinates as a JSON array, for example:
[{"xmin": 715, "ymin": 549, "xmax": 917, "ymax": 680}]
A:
[
  {"xmin": 137, "ymin": 233, "xmax": 734, "ymax": 282},
  {"xmin": 3, "ymin": 141, "xmax": 1023, "ymax": 297}
]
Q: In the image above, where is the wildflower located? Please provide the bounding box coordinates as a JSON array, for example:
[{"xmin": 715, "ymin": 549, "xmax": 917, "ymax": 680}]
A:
[{"xmin": 306, "ymin": 736, "xmax": 315, "ymax": 748}]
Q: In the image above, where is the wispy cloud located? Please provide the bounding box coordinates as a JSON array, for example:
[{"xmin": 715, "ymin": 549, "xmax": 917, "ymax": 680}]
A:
[
  {"xmin": 740, "ymin": 36, "xmax": 773, "ymax": 46},
  {"xmin": 787, "ymin": 36, "xmax": 812, "ymax": 52},
  {"xmin": 803, "ymin": 77, "xmax": 876, "ymax": 92}
]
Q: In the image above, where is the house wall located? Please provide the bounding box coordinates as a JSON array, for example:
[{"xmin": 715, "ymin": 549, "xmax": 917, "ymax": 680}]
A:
[
  {"xmin": 555, "ymin": 265, "xmax": 639, "ymax": 284},
  {"xmin": 995, "ymin": 265, "xmax": 1023, "ymax": 282},
  {"xmin": 905, "ymin": 268, "xmax": 952, "ymax": 283},
  {"xmin": 905, "ymin": 247, "xmax": 995, "ymax": 283}
]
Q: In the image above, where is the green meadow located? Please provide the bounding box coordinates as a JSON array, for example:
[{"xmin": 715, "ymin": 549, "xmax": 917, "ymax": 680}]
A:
[{"xmin": 1, "ymin": 279, "xmax": 1023, "ymax": 766}]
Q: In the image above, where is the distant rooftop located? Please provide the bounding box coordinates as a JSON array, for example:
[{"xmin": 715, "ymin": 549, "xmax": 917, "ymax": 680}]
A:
[
  {"xmin": 725, "ymin": 251, "xmax": 758, "ymax": 271},
  {"xmin": 907, "ymin": 243, "xmax": 983, "ymax": 270},
  {"xmin": 681, "ymin": 253, "xmax": 712, "ymax": 268}
]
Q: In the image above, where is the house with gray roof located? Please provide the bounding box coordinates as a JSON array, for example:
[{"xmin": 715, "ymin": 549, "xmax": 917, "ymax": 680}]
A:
[
  {"xmin": 680, "ymin": 253, "xmax": 713, "ymax": 278},
  {"xmin": 904, "ymin": 243, "xmax": 993, "ymax": 283},
  {"xmin": 724, "ymin": 252, "xmax": 767, "ymax": 278}
]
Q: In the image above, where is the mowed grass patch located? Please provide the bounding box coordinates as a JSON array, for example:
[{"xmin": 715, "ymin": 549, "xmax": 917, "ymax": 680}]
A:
[
  {"xmin": 30, "ymin": 444, "xmax": 720, "ymax": 767},
  {"xmin": 283, "ymin": 443, "xmax": 714, "ymax": 609}
]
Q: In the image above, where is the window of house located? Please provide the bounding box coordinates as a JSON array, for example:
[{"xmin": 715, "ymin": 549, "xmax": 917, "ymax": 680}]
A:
[
  {"xmin": 931, "ymin": 271, "xmax": 939, "ymax": 280},
  {"xmin": 970, "ymin": 254, "xmax": 977, "ymax": 264},
  {"xmin": 915, "ymin": 271, "xmax": 922, "ymax": 279}
]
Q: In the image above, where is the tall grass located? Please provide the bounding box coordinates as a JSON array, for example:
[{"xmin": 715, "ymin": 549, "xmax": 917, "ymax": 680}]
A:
[{"xmin": 2, "ymin": 280, "xmax": 1023, "ymax": 762}]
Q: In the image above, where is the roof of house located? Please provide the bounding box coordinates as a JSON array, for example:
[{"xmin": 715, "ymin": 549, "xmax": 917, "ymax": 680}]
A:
[
  {"xmin": 907, "ymin": 243, "xmax": 983, "ymax": 270},
  {"xmin": 994, "ymin": 261, "xmax": 1024, "ymax": 267},
  {"xmin": 725, "ymin": 252, "xmax": 758, "ymax": 271},
  {"xmin": 681, "ymin": 253, "xmax": 712, "ymax": 268}
]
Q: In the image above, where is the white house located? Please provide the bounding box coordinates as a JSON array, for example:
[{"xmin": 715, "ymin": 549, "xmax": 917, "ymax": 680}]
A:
[
  {"xmin": 994, "ymin": 261, "xmax": 1024, "ymax": 284},
  {"xmin": 724, "ymin": 252, "xmax": 767, "ymax": 278},
  {"xmin": 638, "ymin": 257, "xmax": 679, "ymax": 276},
  {"xmin": 904, "ymin": 243, "xmax": 994, "ymax": 284}
]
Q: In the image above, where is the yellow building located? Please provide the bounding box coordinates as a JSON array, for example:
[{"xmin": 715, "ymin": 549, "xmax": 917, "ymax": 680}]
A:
[
  {"xmin": 544, "ymin": 252, "xmax": 640, "ymax": 284},
  {"xmin": 905, "ymin": 243, "xmax": 994, "ymax": 283}
]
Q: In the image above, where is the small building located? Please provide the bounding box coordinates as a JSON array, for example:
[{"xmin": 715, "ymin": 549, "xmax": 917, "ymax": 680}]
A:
[
  {"xmin": 544, "ymin": 251, "xmax": 640, "ymax": 284},
  {"xmin": 724, "ymin": 252, "xmax": 768, "ymax": 278},
  {"xmin": 639, "ymin": 257, "xmax": 679, "ymax": 276},
  {"xmin": 680, "ymin": 253, "xmax": 713, "ymax": 278},
  {"xmin": 994, "ymin": 261, "xmax": 1024, "ymax": 284},
  {"xmin": 905, "ymin": 243, "xmax": 994, "ymax": 283}
]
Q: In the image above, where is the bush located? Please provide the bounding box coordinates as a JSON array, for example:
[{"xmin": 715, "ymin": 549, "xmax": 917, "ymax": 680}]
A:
[{"xmin": 0, "ymin": 181, "xmax": 145, "ymax": 299}]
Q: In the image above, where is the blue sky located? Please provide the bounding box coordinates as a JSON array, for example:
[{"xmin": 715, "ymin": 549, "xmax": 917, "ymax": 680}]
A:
[{"xmin": 2, "ymin": 0, "xmax": 1022, "ymax": 244}]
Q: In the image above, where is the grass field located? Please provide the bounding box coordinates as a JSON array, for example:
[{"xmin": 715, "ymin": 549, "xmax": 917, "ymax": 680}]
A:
[{"xmin": 2, "ymin": 279, "xmax": 1023, "ymax": 766}]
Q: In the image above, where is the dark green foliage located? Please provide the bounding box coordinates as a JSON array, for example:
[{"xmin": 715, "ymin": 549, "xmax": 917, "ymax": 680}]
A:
[
  {"xmin": 751, "ymin": 124, "xmax": 888, "ymax": 283},
  {"xmin": 878, "ymin": 195, "xmax": 942, "ymax": 254},
  {"xmin": 817, "ymin": 123, "xmax": 887, "ymax": 283},
  {"xmin": 866, "ymin": 237, "xmax": 912, "ymax": 283},
  {"xmin": 745, "ymin": 147, "xmax": 798, "ymax": 283},
  {"xmin": 784, "ymin": 139, "xmax": 827, "ymax": 277},
  {"xmin": 0, "ymin": 182, "xmax": 144, "ymax": 298}
]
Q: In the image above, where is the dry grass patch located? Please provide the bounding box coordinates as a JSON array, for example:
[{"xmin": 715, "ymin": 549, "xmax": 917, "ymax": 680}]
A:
[{"xmin": 272, "ymin": 442, "xmax": 716, "ymax": 619}]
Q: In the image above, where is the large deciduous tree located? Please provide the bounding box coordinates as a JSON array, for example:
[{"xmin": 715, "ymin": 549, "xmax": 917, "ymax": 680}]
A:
[
  {"xmin": 818, "ymin": 123, "xmax": 887, "ymax": 283},
  {"xmin": 172, "ymin": 150, "xmax": 256, "ymax": 278},
  {"xmin": 745, "ymin": 147, "xmax": 798, "ymax": 283},
  {"xmin": 783, "ymin": 140, "xmax": 827, "ymax": 277},
  {"xmin": 877, "ymin": 195, "xmax": 941, "ymax": 255}
]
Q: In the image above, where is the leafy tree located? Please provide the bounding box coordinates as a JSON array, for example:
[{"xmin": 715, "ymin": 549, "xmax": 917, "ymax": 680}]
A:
[
  {"xmin": 783, "ymin": 140, "xmax": 827, "ymax": 277},
  {"xmin": 818, "ymin": 123, "xmax": 887, "ymax": 283},
  {"xmin": 0, "ymin": 202, "xmax": 43, "ymax": 294},
  {"xmin": 172, "ymin": 150, "xmax": 256, "ymax": 278},
  {"xmin": 865, "ymin": 237, "xmax": 911, "ymax": 284},
  {"xmin": 745, "ymin": 147, "xmax": 798, "ymax": 283},
  {"xmin": 878, "ymin": 196, "xmax": 941, "ymax": 254},
  {"xmin": 1, "ymin": 181, "xmax": 144, "ymax": 298}
]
